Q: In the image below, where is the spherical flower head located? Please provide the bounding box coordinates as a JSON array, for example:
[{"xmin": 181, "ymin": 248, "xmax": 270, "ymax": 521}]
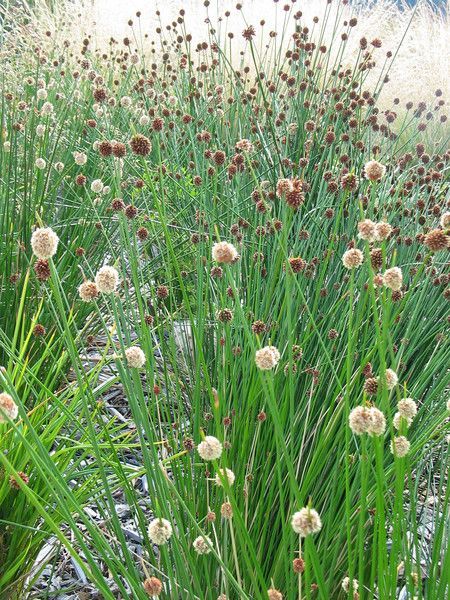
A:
[
  {"xmin": 91, "ymin": 179, "xmax": 104, "ymax": 193},
  {"xmin": 424, "ymin": 229, "xmax": 450, "ymax": 252},
  {"xmin": 255, "ymin": 346, "xmax": 280, "ymax": 370},
  {"xmin": 342, "ymin": 248, "xmax": 363, "ymax": 269},
  {"xmin": 193, "ymin": 534, "xmax": 213, "ymax": 555},
  {"xmin": 148, "ymin": 518, "xmax": 173, "ymax": 545},
  {"xmin": 383, "ymin": 267, "xmax": 402, "ymax": 291},
  {"xmin": 357, "ymin": 219, "xmax": 376, "ymax": 242},
  {"xmin": 349, "ymin": 405, "xmax": 372, "ymax": 435},
  {"xmin": 440, "ymin": 212, "xmax": 450, "ymax": 229},
  {"xmin": 393, "ymin": 412, "xmax": 412, "ymax": 430},
  {"xmin": 398, "ymin": 398, "xmax": 417, "ymax": 420},
  {"xmin": 95, "ymin": 265, "xmax": 119, "ymax": 293},
  {"xmin": 0, "ymin": 392, "xmax": 18, "ymax": 423},
  {"xmin": 235, "ymin": 138, "xmax": 253, "ymax": 153},
  {"xmin": 385, "ymin": 368, "xmax": 398, "ymax": 390},
  {"xmin": 342, "ymin": 577, "xmax": 359, "ymax": 593},
  {"xmin": 78, "ymin": 280, "xmax": 99, "ymax": 302},
  {"xmin": 35, "ymin": 157, "xmax": 46, "ymax": 169},
  {"xmin": 267, "ymin": 590, "xmax": 283, "ymax": 600},
  {"xmin": 375, "ymin": 221, "xmax": 392, "ymax": 241},
  {"xmin": 212, "ymin": 241, "xmax": 238, "ymax": 264},
  {"xmin": 291, "ymin": 507, "xmax": 322, "ymax": 537},
  {"xmin": 125, "ymin": 346, "xmax": 146, "ymax": 368},
  {"xmin": 367, "ymin": 406, "xmax": 386, "ymax": 436},
  {"xmin": 73, "ymin": 151, "xmax": 87, "ymax": 165},
  {"xmin": 391, "ymin": 435, "xmax": 410, "ymax": 457},
  {"xmin": 198, "ymin": 436, "xmax": 223, "ymax": 461},
  {"xmin": 143, "ymin": 576, "xmax": 162, "ymax": 596},
  {"xmin": 215, "ymin": 467, "xmax": 235, "ymax": 487},
  {"xmin": 364, "ymin": 160, "xmax": 386, "ymax": 182},
  {"xmin": 31, "ymin": 227, "xmax": 59, "ymax": 260}
]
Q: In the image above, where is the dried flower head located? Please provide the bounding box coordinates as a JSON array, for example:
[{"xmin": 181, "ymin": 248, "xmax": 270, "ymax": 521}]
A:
[
  {"xmin": 221, "ymin": 502, "xmax": 233, "ymax": 519},
  {"xmin": 440, "ymin": 212, "xmax": 450, "ymax": 229},
  {"xmin": 255, "ymin": 346, "xmax": 280, "ymax": 370},
  {"xmin": 357, "ymin": 219, "xmax": 376, "ymax": 242},
  {"xmin": 291, "ymin": 507, "xmax": 322, "ymax": 537},
  {"xmin": 193, "ymin": 534, "xmax": 213, "ymax": 555},
  {"xmin": 391, "ymin": 436, "xmax": 410, "ymax": 457},
  {"xmin": 31, "ymin": 227, "xmax": 59, "ymax": 259},
  {"xmin": 364, "ymin": 160, "xmax": 386, "ymax": 181},
  {"xmin": 125, "ymin": 346, "xmax": 146, "ymax": 368},
  {"xmin": 130, "ymin": 134, "xmax": 152, "ymax": 156},
  {"xmin": 375, "ymin": 221, "xmax": 392, "ymax": 241},
  {"xmin": 143, "ymin": 576, "xmax": 162, "ymax": 596},
  {"xmin": 78, "ymin": 280, "xmax": 99, "ymax": 302},
  {"xmin": 342, "ymin": 577, "xmax": 359, "ymax": 593},
  {"xmin": 397, "ymin": 398, "xmax": 417, "ymax": 420},
  {"xmin": 383, "ymin": 267, "xmax": 403, "ymax": 291},
  {"xmin": 0, "ymin": 392, "xmax": 18, "ymax": 423},
  {"xmin": 215, "ymin": 467, "xmax": 235, "ymax": 487},
  {"xmin": 198, "ymin": 435, "xmax": 223, "ymax": 461},
  {"xmin": 424, "ymin": 229, "xmax": 449, "ymax": 252},
  {"xmin": 385, "ymin": 368, "xmax": 398, "ymax": 390},
  {"xmin": 148, "ymin": 518, "xmax": 173, "ymax": 545},
  {"xmin": 267, "ymin": 590, "xmax": 283, "ymax": 600},
  {"xmin": 342, "ymin": 248, "xmax": 364, "ymax": 269},
  {"xmin": 95, "ymin": 265, "xmax": 119, "ymax": 293},
  {"xmin": 212, "ymin": 241, "xmax": 238, "ymax": 264}
]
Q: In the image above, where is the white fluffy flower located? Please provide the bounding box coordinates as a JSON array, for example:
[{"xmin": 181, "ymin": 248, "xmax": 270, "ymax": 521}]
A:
[
  {"xmin": 198, "ymin": 436, "xmax": 222, "ymax": 461},
  {"xmin": 385, "ymin": 368, "xmax": 398, "ymax": 390},
  {"xmin": 31, "ymin": 227, "xmax": 59, "ymax": 259},
  {"xmin": 41, "ymin": 101, "xmax": 54, "ymax": 115},
  {"xmin": 148, "ymin": 518, "xmax": 173, "ymax": 545},
  {"xmin": 193, "ymin": 535, "xmax": 213, "ymax": 555},
  {"xmin": 391, "ymin": 436, "xmax": 410, "ymax": 457},
  {"xmin": 95, "ymin": 265, "xmax": 119, "ymax": 293},
  {"xmin": 397, "ymin": 398, "xmax": 417, "ymax": 420},
  {"xmin": 212, "ymin": 241, "xmax": 238, "ymax": 264},
  {"xmin": 35, "ymin": 158, "xmax": 46, "ymax": 169},
  {"xmin": 91, "ymin": 179, "xmax": 104, "ymax": 193},
  {"xmin": 291, "ymin": 507, "xmax": 322, "ymax": 537},
  {"xmin": 383, "ymin": 267, "xmax": 403, "ymax": 291},
  {"xmin": 342, "ymin": 248, "xmax": 364, "ymax": 269},
  {"xmin": 125, "ymin": 346, "xmax": 146, "ymax": 368},
  {"xmin": 215, "ymin": 468, "xmax": 235, "ymax": 487},
  {"xmin": 73, "ymin": 151, "xmax": 87, "ymax": 165},
  {"xmin": 255, "ymin": 346, "xmax": 280, "ymax": 370},
  {"xmin": 0, "ymin": 392, "xmax": 19, "ymax": 423}
]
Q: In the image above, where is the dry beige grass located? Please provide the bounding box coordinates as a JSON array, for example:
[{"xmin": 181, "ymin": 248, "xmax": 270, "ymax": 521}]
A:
[{"xmin": 3, "ymin": 0, "xmax": 450, "ymax": 111}]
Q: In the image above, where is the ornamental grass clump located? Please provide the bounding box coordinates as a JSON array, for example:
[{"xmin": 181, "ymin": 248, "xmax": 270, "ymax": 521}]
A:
[{"xmin": 0, "ymin": 0, "xmax": 449, "ymax": 598}]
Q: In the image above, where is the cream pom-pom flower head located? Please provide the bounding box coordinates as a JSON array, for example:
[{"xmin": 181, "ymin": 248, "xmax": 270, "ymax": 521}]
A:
[
  {"xmin": 125, "ymin": 346, "xmax": 146, "ymax": 369},
  {"xmin": 0, "ymin": 392, "xmax": 19, "ymax": 423},
  {"xmin": 342, "ymin": 248, "xmax": 363, "ymax": 269},
  {"xmin": 212, "ymin": 241, "xmax": 238, "ymax": 264},
  {"xmin": 215, "ymin": 468, "xmax": 235, "ymax": 487},
  {"xmin": 78, "ymin": 281, "xmax": 99, "ymax": 302},
  {"xmin": 255, "ymin": 346, "xmax": 280, "ymax": 370},
  {"xmin": 95, "ymin": 265, "xmax": 119, "ymax": 293},
  {"xmin": 148, "ymin": 518, "xmax": 173, "ymax": 545},
  {"xmin": 364, "ymin": 160, "xmax": 386, "ymax": 182},
  {"xmin": 291, "ymin": 506, "xmax": 322, "ymax": 537},
  {"xmin": 198, "ymin": 436, "xmax": 222, "ymax": 461},
  {"xmin": 31, "ymin": 227, "xmax": 59, "ymax": 259},
  {"xmin": 193, "ymin": 534, "xmax": 213, "ymax": 555}
]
